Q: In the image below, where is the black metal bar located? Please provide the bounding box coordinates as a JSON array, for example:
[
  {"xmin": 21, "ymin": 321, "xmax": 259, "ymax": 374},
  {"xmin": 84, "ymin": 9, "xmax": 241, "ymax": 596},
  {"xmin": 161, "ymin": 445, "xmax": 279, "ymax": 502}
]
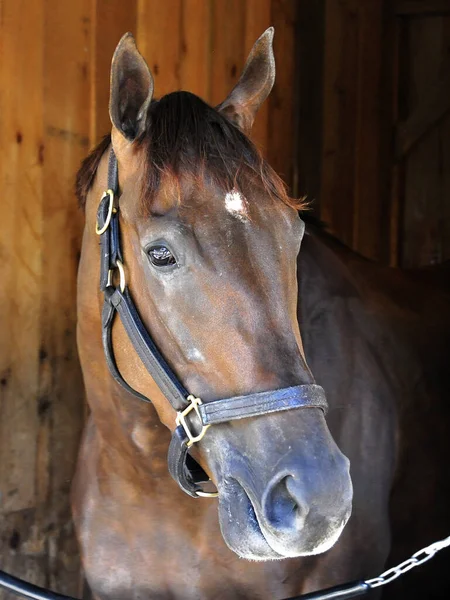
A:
[
  {"xmin": 283, "ymin": 581, "xmax": 371, "ymax": 600},
  {"xmin": 2, "ymin": 570, "xmax": 373, "ymax": 600},
  {"xmin": 0, "ymin": 570, "xmax": 79, "ymax": 600}
]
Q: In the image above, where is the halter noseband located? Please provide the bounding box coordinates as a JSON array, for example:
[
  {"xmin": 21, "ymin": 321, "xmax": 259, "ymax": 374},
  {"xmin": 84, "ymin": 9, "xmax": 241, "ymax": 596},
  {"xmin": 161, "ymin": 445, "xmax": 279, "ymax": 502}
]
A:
[{"xmin": 97, "ymin": 149, "xmax": 328, "ymax": 498}]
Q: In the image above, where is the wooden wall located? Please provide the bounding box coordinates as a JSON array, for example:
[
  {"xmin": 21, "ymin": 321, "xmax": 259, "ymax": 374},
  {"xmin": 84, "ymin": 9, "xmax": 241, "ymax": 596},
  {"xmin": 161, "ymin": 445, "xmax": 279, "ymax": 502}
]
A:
[
  {"xmin": 296, "ymin": 0, "xmax": 450, "ymax": 267},
  {"xmin": 296, "ymin": 0, "xmax": 391, "ymax": 262},
  {"xmin": 92, "ymin": 0, "xmax": 298, "ymax": 180},
  {"xmin": 396, "ymin": 2, "xmax": 450, "ymax": 267},
  {"xmin": 0, "ymin": 1, "xmax": 90, "ymax": 596},
  {"xmin": 0, "ymin": 1, "xmax": 298, "ymax": 596}
]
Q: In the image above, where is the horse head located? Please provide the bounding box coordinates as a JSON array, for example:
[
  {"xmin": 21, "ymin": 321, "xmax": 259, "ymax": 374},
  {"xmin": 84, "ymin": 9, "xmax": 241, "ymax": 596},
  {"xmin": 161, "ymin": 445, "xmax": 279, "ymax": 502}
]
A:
[{"xmin": 77, "ymin": 29, "xmax": 352, "ymax": 561}]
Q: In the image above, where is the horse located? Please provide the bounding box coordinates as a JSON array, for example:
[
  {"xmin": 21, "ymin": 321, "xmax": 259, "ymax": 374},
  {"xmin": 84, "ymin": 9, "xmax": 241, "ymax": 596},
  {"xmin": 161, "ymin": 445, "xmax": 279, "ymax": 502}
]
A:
[{"xmin": 72, "ymin": 28, "xmax": 450, "ymax": 599}]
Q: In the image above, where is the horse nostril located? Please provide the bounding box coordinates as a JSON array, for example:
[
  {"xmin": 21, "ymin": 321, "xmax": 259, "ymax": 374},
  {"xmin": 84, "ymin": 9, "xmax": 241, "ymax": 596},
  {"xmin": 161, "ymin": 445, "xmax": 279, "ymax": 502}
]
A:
[{"xmin": 263, "ymin": 475, "xmax": 308, "ymax": 531}]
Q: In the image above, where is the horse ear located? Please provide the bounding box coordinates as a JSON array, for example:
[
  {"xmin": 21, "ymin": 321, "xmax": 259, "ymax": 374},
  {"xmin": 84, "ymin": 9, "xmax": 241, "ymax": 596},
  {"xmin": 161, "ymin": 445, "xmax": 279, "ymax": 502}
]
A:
[
  {"xmin": 217, "ymin": 27, "xmax": 275, "ymax": 133},
  {"xmin": 109, "ymin": 33, "xmax": 154, "ymax": 142}
]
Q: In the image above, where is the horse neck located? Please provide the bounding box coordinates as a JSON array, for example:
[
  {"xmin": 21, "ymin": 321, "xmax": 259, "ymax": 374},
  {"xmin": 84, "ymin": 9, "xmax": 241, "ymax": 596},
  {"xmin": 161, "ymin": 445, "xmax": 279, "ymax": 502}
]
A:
[
  {"xmin": 297, "ymin": 230, "xmax": 365, "ymax": 328},
  {"xmin": 297, "ymin": 230, "xmax": 430, "ymax": 413},
  {"xmin": 299, "ymin": 231, "xmax": 395, "ymax": 396}
]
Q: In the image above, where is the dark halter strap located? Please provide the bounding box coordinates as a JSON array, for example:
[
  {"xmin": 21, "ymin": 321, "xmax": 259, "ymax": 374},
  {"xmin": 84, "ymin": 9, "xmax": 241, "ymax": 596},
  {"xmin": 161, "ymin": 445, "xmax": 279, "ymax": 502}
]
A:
[{"xmin": 97, "ymin": 149, "xmax": 328, "ymax": 498}]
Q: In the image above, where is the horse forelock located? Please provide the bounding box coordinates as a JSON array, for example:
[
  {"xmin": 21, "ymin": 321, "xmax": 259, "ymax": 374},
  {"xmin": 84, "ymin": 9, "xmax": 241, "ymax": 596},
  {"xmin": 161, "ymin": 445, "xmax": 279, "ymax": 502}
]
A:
[{"xmin": 76, "ymin": 91, "xmax": 306, "ymax": 214}]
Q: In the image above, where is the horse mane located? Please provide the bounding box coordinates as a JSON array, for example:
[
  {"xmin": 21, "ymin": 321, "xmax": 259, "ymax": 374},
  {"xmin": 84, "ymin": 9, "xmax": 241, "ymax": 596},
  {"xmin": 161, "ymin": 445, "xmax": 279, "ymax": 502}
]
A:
[
  {"xmin": 76, "ymin": 91, "xmax": 305, "ymax": 212},
  {"xmin": 76, "ymin": 134, "xmax": 111, "ymax": 208}
]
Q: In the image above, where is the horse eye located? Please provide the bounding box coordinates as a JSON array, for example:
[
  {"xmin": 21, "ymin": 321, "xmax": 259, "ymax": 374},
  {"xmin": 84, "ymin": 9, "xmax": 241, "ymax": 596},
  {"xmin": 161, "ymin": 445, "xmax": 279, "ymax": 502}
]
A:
[{"xmin": 147, "ymin": 245, "xmax": 177, "ymax": 268}]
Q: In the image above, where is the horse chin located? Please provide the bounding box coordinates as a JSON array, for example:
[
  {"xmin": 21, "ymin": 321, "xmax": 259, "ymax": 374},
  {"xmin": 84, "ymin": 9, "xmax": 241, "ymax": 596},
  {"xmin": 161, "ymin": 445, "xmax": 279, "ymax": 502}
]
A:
[
  {"xmin": 218, "ymin": 486, "xmax": 285, "ymax": 561},
  {"xmin": 217, "ymin": 480, "xmax": 348, "ymax": 561}
]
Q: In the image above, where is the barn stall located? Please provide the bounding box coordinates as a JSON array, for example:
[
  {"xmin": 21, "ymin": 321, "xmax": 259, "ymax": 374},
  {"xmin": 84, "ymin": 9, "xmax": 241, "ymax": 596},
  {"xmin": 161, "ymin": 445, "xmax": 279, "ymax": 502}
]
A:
[
  {"xmin": 0, "ymin": 0, "xmax": 449, "ymax": 598},
  {"xmin": 296, "ymin": 0, "xmax": 450, "ymax": 267}
]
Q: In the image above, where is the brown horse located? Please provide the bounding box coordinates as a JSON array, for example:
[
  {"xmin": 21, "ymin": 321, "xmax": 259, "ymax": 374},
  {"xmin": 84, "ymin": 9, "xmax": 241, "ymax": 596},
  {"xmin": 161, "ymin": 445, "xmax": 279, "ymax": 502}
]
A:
[{"xmin": 73, "ymin": 29, "xmax": 450, "ymax": 599}]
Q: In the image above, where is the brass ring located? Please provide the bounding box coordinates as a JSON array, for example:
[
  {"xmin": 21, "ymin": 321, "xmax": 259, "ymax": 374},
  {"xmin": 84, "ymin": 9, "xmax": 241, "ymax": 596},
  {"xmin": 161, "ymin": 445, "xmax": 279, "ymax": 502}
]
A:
[
  {"xmin": 196, "ymin": 490, "xmax": 219, "ymax": 498},
  {"xmin": 116, "ymin": 260, "xmax": 126, "ymax": 293},
  {"xmin": 95, "ymin": 189, "xmax": 115, "ymax": 235}
]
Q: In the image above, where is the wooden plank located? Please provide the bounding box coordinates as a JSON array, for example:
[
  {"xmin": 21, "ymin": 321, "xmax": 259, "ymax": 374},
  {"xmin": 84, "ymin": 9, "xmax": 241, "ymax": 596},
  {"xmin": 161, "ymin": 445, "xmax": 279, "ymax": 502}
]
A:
[
  {"xmin": 210, "ymin": 0, "xmax": 246, "ymax": 106},
  {"xmin": 0, "ymin": 0, "xmax": 43, "ymax": 515},
  {"xmin": 395, "ymin": 1, "xmax": 450, "ymax": 17},
  {"xmin": 244, "ymin": 0, "xmax": 272, "ymax": 153},
  {"xmin": 180, "ymin": 0, "xmax": 212, "ymax": 100},
  {"xmin": 441, "ymin": 17, "xmax": 450, "ymax": 263},
  {"xmin": 0, "ymin": 0, "xmax": 46, "ymax": 596},
  {"xmin": 267, "ymin": 0, "xmax": 297, "ymax": 188},
  {"xmin": 442, "ymin": 113, "xmax": 450, "ymax": 262},
  {"xmin": 395, "ymin": 69, "xmax": 450, "ymax": 159},
  {"xmin": 0, "ymin": 509, "xmax": 48, "ymax": 598},
  {"xmin": 317, "ymin": 0, "xmax": 389, "ymax": 261},
  {"xmin": 90, "ymin": 0, "xmax": 138, "ymax": 144},
  {"xmin": 352, "ymin": 0, "xmax": 384, "ymax": 261},
  {"xmin": 293, "ymin": 0, "xmax": 325, "ymax": 206},
  {"xmin": 42, "ymin": 0, "xmax": 90, "ymax": 593},
  {"xmin": 320, "ymin": 0, "xmax": 359, "ymax": 247},
  {"xmin": 403, "ymin": 12, "xmax": 449, "ymax": 108},
  {"xmin": 381, "ymin": 12, "xmax": 402, "ymax": 267},
  {"xmin": 389, "ymin": 163, "xmax": 403, "ymax": 267},
  {"xmin": 320, "ymin": 0, "xmax": 343, "ymax": 230},
  {"xmin": 137, "ymin": 0, "xmax": 182, "ymax": 97},
  {"xmin": 400, "ymin": 14, "xmax": 450, "ymax": 267}
]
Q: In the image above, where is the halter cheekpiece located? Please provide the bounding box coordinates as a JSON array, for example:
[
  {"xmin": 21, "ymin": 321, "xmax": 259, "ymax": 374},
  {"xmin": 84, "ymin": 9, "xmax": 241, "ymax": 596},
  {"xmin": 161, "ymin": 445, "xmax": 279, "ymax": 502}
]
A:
[{"xmin": 97, "ymin": 149, "xmax": 328, "ymax": 498}]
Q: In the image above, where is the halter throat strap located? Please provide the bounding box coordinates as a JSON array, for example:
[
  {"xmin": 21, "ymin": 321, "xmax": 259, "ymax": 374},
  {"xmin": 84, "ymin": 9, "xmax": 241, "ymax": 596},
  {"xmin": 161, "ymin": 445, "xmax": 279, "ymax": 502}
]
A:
[{"xmin": 97, "ymin": 149, "xmax": 328, "ymax": 498}]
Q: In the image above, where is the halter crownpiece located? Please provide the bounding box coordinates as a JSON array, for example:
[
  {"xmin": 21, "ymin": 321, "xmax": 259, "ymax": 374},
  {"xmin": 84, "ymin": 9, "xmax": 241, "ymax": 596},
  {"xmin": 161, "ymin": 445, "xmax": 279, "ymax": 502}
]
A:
[{"xmin": 97, "ymin": 149, "xmax": 328, "ymax": 498}]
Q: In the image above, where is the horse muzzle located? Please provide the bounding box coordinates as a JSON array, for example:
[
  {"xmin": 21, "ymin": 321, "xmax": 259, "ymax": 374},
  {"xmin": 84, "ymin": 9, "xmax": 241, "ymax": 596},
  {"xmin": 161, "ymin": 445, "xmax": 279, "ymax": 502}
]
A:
[{"xmin": 209, "ymin": 410, "xmax": 353, "ymax": 560}]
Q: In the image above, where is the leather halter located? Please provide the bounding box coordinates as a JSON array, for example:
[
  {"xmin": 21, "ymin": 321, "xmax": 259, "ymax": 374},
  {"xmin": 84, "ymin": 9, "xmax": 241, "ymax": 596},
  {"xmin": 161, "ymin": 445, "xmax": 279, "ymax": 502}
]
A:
[{"xmin": 97, "ymin": 149, "xmax": 328, "ymax": 498}]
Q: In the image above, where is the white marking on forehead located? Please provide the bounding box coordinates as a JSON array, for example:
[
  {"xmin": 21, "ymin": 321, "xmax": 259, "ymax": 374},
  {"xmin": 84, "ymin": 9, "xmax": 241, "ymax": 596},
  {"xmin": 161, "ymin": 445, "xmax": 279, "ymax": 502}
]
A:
[{"xmin": 224, "ymin": 189, "xmax": 248, "ymax": 221}]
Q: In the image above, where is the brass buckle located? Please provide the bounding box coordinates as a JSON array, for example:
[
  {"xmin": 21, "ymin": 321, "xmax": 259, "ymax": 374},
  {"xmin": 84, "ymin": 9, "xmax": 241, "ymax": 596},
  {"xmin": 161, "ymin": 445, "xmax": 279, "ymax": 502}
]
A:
[
  {"xmin": 95, "ymin": 189, "xmax": 115, "ymax": 235},
  {"xmin": 176, "ymin": 395, "xmax": 210, "ymax": 447},
  {"xmin": 107, "ymin": 259, "xmax": 126, "ymax": 293}
]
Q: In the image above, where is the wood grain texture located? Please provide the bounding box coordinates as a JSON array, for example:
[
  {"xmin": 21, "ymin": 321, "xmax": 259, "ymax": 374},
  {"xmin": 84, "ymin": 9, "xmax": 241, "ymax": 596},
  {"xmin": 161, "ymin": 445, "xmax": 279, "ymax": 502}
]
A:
[
  {"xmin": 396, "ymin": 69, "xmax": 450, "ymax": 159},
  {"xmin": 379, "ymin": 4, "xmax": 401, "ymax": 267},
  {"xmin": 321, "ymin": 0, "xmax": 385, "ymax": 259},
  {"xmin": 294, "ymin": 0, "xmax": 450, "ymax": 266},
  {"xmin": 135, "ymin": 0, "xmax": 294, "ymax": 183},
  {"xmin": 268, "ymin": 0, "xmax": 297, "ymax": 188},
  {"xmin": 400, "ymin": 14, "xmax": 450, "ymax": 267},
  {"xmin": 210, "ymin": 0, "xmax": 246, "ymax": 106},
  {"xmin": 0, "ymin": 0, "xmax": 43, "ymax": 517},
  {"xmin": 321, "ymin": 0, "xmax": 359, "ymax": 248},
  {"xmin": 137, "ymin": 0, "xmax": 182, "ymax": 97},
  {"xmin": 395, "ymin": 0, "xmax": 450, "ymax": 16},
  {"xmin": 90, "ymin": 0, "xmax": 138, "ymax": 143},
  {"xmin": 180, "ymin": 0, "xmax": 212, "ymax": 99},
  {"xmin": 41, "ymin": 0, "xmax": 90, "ymax": 593},
  {"xmin": 0, "ymin": 0, "xmax": 91, "ymax": 595},
  {"xmin": 294, "ymin": 0, "xmax": 325, "ymax": 204},
  {"xmin": 0, "ymin": 0, "xmax": 46, "ymax": 596},
  {"xmin": 351, "ymin": 0, "xmax": 384, "ymax": 261}
]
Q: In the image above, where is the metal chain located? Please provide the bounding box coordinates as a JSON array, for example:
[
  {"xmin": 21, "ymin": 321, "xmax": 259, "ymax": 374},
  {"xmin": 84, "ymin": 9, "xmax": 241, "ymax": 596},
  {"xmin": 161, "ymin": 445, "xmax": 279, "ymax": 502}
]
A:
[{"xmin": 365, "ymin": 534, "xmax": 450, "ymax": 588}]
